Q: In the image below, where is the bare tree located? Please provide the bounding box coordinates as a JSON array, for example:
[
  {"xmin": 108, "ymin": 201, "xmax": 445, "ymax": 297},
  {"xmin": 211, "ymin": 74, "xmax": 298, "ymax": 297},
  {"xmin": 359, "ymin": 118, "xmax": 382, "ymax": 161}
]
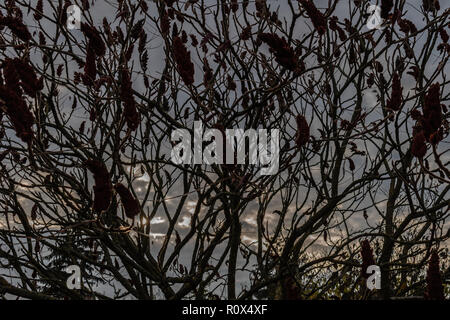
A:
[{"xmin": 0, "ymin": 0, "xmax": 448, "ymax": 300}]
